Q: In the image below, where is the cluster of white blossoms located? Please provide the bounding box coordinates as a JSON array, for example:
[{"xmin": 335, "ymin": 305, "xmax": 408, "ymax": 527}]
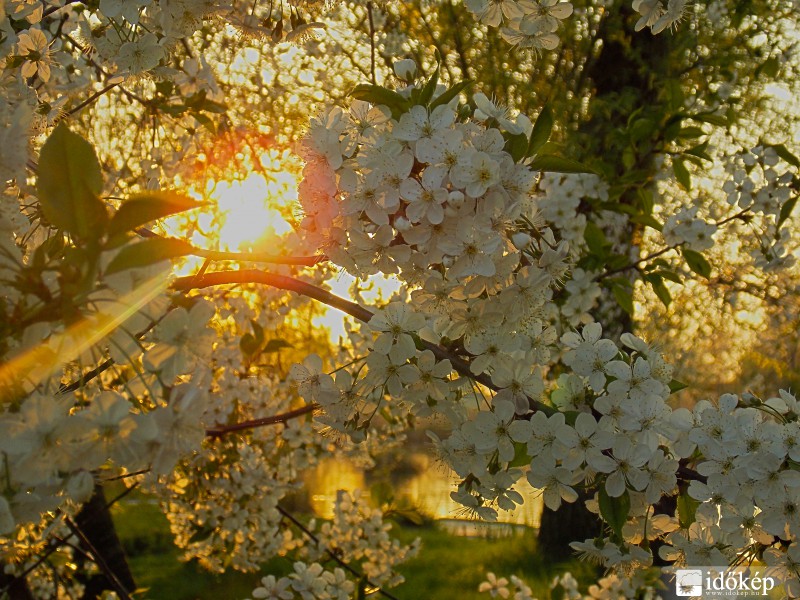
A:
[
  {"xmin": 464, "ymin": 0, "xmax": 575, "ymax": 51},
  {"xmin": 295, "ymin": 79, "xmax": 569, "ymax": 439},
  {"xmin": 463, "ymin": 0, "xmax": 692, "ymax": 49},
  {"xmin": 0, "ymin": 0, "xmax": 799, "ymax": 596},
  {"xmin": 249, "ymin": 564, "xmax": 352, "ymax": 600},
  {"xmin": 293, "ymin": 70, "xmax": 800, "ymax": 592},
  {"xmin": 631, "ymin": 0, "xmax": 690, "ymax": 34},
  {"xmin": 479, "ymin": 570, "xmax": 660, "ymax": 600},
  {"xmin": 304, "ymin": 490, "xmax": 420, "ymax": 587},
  {"xmin": 537, "ymin": 173, "xmax": 610, "ymax": 254},
  {"xmin": 662, "ymin": 204, "xmax": 717, "ymax": 251},
  {"xmin": 243, "ymin": 491, "xmax": 418, "ymax": 599},
  {"xmin": 721, "ymin": 145, "xmax": 798, "ymax": 270}
]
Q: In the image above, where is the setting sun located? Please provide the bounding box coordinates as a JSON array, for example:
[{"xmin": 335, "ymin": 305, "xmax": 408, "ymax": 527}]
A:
[
  {"xmin": 212, "ymin": 172, "xmax": 293, "ymax": 250},
  {"xmin": 211, "ymin": 148, "xmax": 299, "ymax": 250}
]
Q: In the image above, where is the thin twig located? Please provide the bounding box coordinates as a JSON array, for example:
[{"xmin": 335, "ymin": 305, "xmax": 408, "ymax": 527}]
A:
[
  {"xmin": 595, "ymin": 207, "xmax": 754, "ymax": 282},
  {"xmin": 42, "ymin": 0, "xmax": 83, "ymax": 18},
  {"xmin": 277, "ymin": 505, "xmax": 400, "ymax": 600},
  {"xmin": 65, "ymin": 82, "xmax": 119, "ymax": 118},
  {"xmin": 58, "ymin": 359, "xmax": 114, "ymax": 395},
  {"xmin": 105, "ymin": 482, "xmax": 141, "ymax": 509},
  {"xmin": 63, "ymin": 517, "xmax": 134, "ymax": 600},
  {"xmin": 101, "ymin": 469, "xmax": 151, "ymax": 482},
  {"xmin": 366, "ymin": 2, "xmax": 377, "ymax": 84},
  {"xmin": 594, "ymin": 244, "xmax": 679, "ymax": 281},
  {"xmin": 205, "ymin": 403, "xmax": 318, "ymax": 437},
  {"xmin": 193, "ymin": 247, "xmax": 327, "ymax": 266}
]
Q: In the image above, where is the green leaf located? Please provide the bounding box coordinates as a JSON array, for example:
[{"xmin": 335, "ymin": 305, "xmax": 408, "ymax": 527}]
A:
[
  {"xmin": 505, "ymin": 132, "xmax": 529, "ymax": 163},
  {"xmin": 776, "ymin": 194, "xmax": 799, "ymax": 236},
  {"xmin": 583, "ymin": 221, "xmax": 610, "ymax": 255},
  {"xmin": 636, "ymin": 188, "xmax": 654, "ymax": 215},
  {"xmin": 768, "ymin": 143, "xmax": 800, "ymax": 169},
  {"xmin": 755, "ymin": 56, "xmax": 780, "ymax": 79},
  {"xmin": 676, "ymin": 126, "xmax": 705, "ymax": 140},
  {"xmin": 108, "ymin": 191, "xmax": 206, "ymax": 239},
  {"xmin": 669, "ymin": 379, "xmax": 688, "ymax": 394},
  {"xmin": 155, "ymin": 80, "xmax": 174, "ymax": 96},
  {"xmin": 673, "ymin": 158, "xmax": 691, "ymax": 191},
  {"xmin": 684, "ymin": 141, "xmax": 713, "ymax": 162},
  {"xmin": 651, "ymin": 269, "xmax": 682, "ymax": 284},
  {"xmin": 645, "ymin": 274, "xmax": 672, "ymax": 307},
  {"xmin": 200, "ymin": 98, "xmax": 227, "ymax": 114},
  {"xmin": 677, "ymin": 489, "xmax": 700, "ymax": 528},
  {"xmin": 530, "ymin": 154, "xmax": 596, "ymax": 174},
  {"xmin": 105, "ymin": 238, "xmax": 194, "ymax": 275},
  {"xmin": 160, "ymin": 102, "xmax": 188, "ymax": 116},
  {"xmin": 191, "ymin": 111, "xmax": 217, "ymax": 133},
  {"xmin": 429, "ymin": 80, "xmax": 473, "ymax": 110},
  {"xmin": 628, "ymin": 117, "xmax": 656, "ymax": 143},
  {"xmin": 187, "ymin": 524, "xmax": 214, "ymax": 544},
  {"xmin": 509, "ymin": 441, "xmax": 531, "ymax": 468},
  {"xmin": 417, "ymin": 61, "xmax": 440, "ymax": 107},
  {"xmin": 682, "ymin": 248, "xmax": 712, "ymax": 278},
  {"xmin": 239, "ymin": 333, "xmax": 260, "ymax": 357},
  {"xmin": 263, "ymin": 339, "xmax": 293, "ymax": 353},
  {"xmin": 598, "ymin": 487, "xmax": 630, "ymax": 540},
  {"xmin": 663, "ymin": 79, "xmax": 685, "ymax": 113},
  {"xmin": 598, "ymin": 201, "xmax": 638, "ymax": 216},
  {"xmin": 37, "ymin": 123, "xmax": 108, "ymax": 240},
  {"xmin": 527, "ymin": 105, "xmax": 553, "ymax": 156},
  {"xmin": 350, "ymin": 84, "xmax": 410, "ymax": 119},
  {"xmin": 690, "ymin": 112, "xmax": 729, "ymax": 128},
  {"xmin": 250, "ymin": 319, "xmax": 265, "ymax": 347},
  {"xmin": 612, "ymin": 285, "xmax": 634, "ymax": 316},
  {"xmin": 630, "ymin": 214, "xmax": 663, "ymax": 232}
]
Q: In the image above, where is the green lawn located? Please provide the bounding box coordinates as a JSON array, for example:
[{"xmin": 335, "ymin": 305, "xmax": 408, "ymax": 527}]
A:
[{"xmin": 111, "ymin": 498, "xmax": 596, "ymax": 599}]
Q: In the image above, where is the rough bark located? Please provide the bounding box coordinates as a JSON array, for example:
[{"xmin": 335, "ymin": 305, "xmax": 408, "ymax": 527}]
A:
[
  {"xmin": 537, "ymin": 5, "xmax": 670, "ymax": 558},
  {"xmin": 74, "ymin": 485, "xmax": 136, "ymax": 599}
]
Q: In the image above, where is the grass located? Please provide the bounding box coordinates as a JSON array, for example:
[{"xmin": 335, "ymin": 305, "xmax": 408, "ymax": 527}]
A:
[{"xmin": 110, "ymin": 497, "xmax": 596, "ymax": 600}]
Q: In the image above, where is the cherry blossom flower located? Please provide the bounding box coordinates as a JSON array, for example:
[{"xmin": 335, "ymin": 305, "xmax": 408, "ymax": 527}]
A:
[
  {"xmin": 16, "ymin": 28, "xmax": 52, "ymax": 81},
  {"xmin": 251, "ymin": 575, "xmax": 293, "ymax": 600},
  {"xmin": 478, "ymin": 572, "xmax": 511, "ymax": 598},
  {"xmin": 117, "ymin": 33, "xmax": 165, "ymax": 75},
  {"xmin": 527, "ymin": 454, "xmax": 580, "ymax": 510}
]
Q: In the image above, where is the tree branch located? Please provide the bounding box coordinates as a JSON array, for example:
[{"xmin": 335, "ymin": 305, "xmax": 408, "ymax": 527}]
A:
[
  {"xmin": 367, "ymin": 2, "xmax": 377, "ymax": 84},
  {"xmin": 205, "ymin": 403, "xmax": 318, "ymax": 437},
  {"xmin": 171, "ymin": 269, "xmax": 556, "ymax": 415},
  {"xmin": 276, "ymin": 505, "xmax": 400, "ymax": 600},
  {"xmin": 172, "ymin": 268, "xmax": 710, "ymax": 488}
]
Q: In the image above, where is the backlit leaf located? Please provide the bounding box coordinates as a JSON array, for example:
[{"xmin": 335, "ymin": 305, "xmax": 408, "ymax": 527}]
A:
[
  {"xmin": 108, "ymin": 191, "xmax": 206, "ymax": 239},
  {"xmin": 105, "ymin": 238, "xmax": 194, "ymax": 275},
  {"xmin": 37, "ymin": 123, "xmax": 107, "ymax": 240}
]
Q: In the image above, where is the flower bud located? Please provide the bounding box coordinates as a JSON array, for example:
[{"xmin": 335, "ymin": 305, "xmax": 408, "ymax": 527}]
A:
[
  {"xmin": 393, "ymin": 59, "xmax": 417, "ymax": 81},
  {"xmin": 511, "ymin": 232, "xmax": 532, "ymax": 249}
]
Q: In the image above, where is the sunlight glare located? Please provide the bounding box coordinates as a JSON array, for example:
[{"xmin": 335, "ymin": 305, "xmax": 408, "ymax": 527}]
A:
[
  {"xmin": 213, "ymin": 173, "xmax": 293, "ymax": 250},
  {"xmin": 313, "ymin": 273, "xmax": 401, "ymax": 341}
]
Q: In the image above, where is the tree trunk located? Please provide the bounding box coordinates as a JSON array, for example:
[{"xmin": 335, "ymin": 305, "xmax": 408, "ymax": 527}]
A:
[
  {"xmin": 74, "ymin": 484, "xmax": 136, "ymax": 599},
  {"xmin": 537, "ymin": 5, "xmax": 670, "ymax": 558}
]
